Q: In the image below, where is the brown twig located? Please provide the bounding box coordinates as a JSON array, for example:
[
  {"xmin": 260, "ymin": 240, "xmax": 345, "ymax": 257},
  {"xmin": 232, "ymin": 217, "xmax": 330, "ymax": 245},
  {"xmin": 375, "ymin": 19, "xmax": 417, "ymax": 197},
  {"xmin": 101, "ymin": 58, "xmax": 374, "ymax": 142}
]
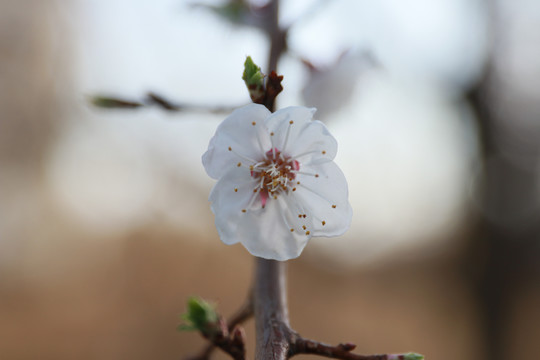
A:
[
  {"xmin": 290, "ymin": 338, "xmax": 392, "ymax": 360},
  {"xmin": 198, "ymin": 317, "xmax": 246, "ymax": 360},
  {"xmin": 90, "ymin": 91, "xmax": 242, "ymax": 114}
]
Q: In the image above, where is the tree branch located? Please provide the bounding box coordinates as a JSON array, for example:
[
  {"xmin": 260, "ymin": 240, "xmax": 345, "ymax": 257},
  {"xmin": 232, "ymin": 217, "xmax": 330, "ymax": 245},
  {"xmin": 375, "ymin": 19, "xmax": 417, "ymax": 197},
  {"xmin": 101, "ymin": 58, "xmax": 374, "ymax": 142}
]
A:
[
  {"xmin": 186, "ymin": 292, "xmax": 254, "ymax": 360},
  {"xmin": 290, "ymin": 338, "xmax": 413, "ymax": 360},
  {"xmin": 91, "ymin": 91, "xmax": 242, "ymax": 114},
  {"xmin": 254, "ymin": 258, "xmax": 291, "ymax": 360}
]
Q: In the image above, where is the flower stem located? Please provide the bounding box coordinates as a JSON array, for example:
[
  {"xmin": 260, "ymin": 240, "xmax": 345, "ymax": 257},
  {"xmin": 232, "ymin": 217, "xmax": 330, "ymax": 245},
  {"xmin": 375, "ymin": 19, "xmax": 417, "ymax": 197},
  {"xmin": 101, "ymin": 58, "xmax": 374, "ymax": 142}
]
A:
[{"xmin": 254, "ymin": 258, "xmax": 291, "ymax": 360}]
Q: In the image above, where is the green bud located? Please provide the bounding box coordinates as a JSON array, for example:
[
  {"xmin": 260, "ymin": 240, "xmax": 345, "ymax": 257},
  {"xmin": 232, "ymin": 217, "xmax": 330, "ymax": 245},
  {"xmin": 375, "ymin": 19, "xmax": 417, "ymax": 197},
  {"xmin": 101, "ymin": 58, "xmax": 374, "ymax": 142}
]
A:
[
  {"xmin": 402, "ymin": 353, "xmax": 424, "ymax": 360},
  {"xmin": 178, "ymin": 297, "xmax": 218, "ymax": 332},
  {"xmin": 242, "ymin": 56, "xmax": 264, "ymax": 88}
]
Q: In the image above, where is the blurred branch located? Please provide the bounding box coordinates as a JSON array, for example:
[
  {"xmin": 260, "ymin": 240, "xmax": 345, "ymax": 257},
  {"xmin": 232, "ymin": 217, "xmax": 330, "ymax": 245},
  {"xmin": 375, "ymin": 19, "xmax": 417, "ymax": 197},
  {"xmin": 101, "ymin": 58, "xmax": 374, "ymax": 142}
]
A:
[
  {"xmin": 90, "ymin": 92, "xmax": 243, "ymax": 114},
  {"xmin": 252, "ymin": 259, "xmax": 423, "ymax": 360},
  {"xmin": 290, "ymin": 339, "xmax": 422, "ymax": 360}
]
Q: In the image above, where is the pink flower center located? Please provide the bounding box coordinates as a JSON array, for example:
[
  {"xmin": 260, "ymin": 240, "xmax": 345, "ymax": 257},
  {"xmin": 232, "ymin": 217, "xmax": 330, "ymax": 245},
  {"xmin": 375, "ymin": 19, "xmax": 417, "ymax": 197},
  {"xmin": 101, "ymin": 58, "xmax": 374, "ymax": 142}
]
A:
[{"xmin": 250, "ymin": 148, "xmax": 300, "ymax": 208}]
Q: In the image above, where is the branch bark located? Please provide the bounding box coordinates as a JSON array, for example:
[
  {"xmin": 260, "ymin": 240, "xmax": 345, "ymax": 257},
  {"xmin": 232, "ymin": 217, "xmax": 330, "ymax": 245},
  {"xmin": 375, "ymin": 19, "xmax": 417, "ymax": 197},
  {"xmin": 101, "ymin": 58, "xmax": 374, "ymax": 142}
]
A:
[{"xmin": 254, "ymin": 258, "xmax": 292, "ymax": 360}]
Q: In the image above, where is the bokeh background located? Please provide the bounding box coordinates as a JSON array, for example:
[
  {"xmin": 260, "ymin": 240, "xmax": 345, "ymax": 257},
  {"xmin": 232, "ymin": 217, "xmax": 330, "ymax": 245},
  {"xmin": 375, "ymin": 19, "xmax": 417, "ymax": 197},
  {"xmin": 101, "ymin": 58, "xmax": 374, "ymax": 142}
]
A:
[{"xmin": 1, "ymin": 0, "xmax": 539, "ymax": 359}]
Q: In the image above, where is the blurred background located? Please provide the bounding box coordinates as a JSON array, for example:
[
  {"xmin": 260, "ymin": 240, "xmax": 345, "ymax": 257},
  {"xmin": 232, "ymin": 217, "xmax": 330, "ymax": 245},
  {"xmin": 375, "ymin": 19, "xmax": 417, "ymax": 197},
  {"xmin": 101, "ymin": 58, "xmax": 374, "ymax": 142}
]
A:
[{"xmin": 1, "ymin": 0, "xmax": 539, "ymax": 359}]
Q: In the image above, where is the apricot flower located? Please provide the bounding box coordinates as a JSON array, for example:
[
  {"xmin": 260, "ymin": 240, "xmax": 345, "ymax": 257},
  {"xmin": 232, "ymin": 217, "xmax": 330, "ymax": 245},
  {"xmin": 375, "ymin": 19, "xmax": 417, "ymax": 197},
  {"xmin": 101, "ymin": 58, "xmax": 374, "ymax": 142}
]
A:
[{"xmin": 202, "ymin": 104, "xmax": 352, "ymax": 260}]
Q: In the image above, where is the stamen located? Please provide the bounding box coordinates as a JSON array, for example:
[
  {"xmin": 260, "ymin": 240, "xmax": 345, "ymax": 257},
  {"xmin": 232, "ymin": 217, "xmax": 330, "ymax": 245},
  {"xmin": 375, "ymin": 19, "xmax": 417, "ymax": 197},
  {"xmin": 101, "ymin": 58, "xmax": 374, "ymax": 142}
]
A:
[
  {"xmin": 228, "ymin": 146, "xmax": 258, "ymax": 164},
  {"xmin": 289, "ymin": 149, "xmax": 320, "ymax": 161},
  {"xmin": 297, "ymin": 182, "xmax": 335, "ymax": 206},
  {"xmin": 241, "ymin": 189, "xmax": 260, "ymax": 214},
  {"xmin": 255, "ymin": 132, "xmax": 268, "ymax": 160},
  {"xmin": 291, "ymin": 170, "xmax": 319, "ymax": 177},
  {"xmin": 252, "ymin": 121, "xmax": 256, "ymax": 126},
  {"xmin": 268, "ymin": 133, "xmax": 277, "ymax": 160},
  {"xmin": 281, "ymin": 119, "xmax": 293, "ymax": 154},
  {"xmin": 276, "ymin": 196, "xmax": 297, "ymax": 233},
  {"xmin": 322, "ymin": 221, "xmax": 326, "ymax": 226},
  {"xmin": 305, "ymin": 231, "xmax": 310, "ymax": 235}
]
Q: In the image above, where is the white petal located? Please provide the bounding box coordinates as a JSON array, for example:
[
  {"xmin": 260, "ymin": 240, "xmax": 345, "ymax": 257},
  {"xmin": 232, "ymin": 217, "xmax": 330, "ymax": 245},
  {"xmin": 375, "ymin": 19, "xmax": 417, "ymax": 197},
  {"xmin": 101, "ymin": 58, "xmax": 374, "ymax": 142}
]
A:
[
  {"xmin": 264, "ymin": 107, "xmax": 337, "ymax": 165},
  {"xmin": 238, "ymin": 197, "xmax": 312, "ymax": 260},
  {"xmin": 292, "ymin": 161, "xmax": 352, "ymax": 237},
  {"xmin": 209, "ymin": 167, "xmax": 312, "ymax": 260},
  {"xmin": 209, "ymin": 166, "xmax": 259, "ymax": 245},
  {"xmin": 202, "ymin": 104, "xmax": 271, "ymax": 179}
]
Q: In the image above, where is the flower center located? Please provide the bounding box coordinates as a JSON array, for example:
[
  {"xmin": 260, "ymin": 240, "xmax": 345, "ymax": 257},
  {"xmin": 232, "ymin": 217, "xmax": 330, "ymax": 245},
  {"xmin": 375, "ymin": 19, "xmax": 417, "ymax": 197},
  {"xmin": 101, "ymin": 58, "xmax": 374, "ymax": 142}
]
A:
[{"xmin": 251, "ymin": 148, "xmax": 299, "ymax": 208}]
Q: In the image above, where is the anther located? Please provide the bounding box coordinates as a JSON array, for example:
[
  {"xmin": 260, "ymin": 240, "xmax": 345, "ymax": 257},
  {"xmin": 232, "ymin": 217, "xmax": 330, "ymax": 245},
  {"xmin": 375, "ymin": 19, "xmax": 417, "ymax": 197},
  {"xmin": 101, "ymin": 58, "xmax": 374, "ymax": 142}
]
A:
[
  {"xmin": 292, "ymin": 188, "xmax": 296, "ymax": 191},
  {"xmin": 332, "ymin": 205, "xmax": 337, "ymax": 208},
  {"xmin": 270, "ymin": 132, "xmax": 274, "ymax": 136},
  {"xmin": 303, "ymin": 214, "xmax": 306, "ymax": 218},
  {"xmin": 322, "ymin": 221, "xmax": 326, "ymax": 226},
  {"xmin": 305, "ymin": 231, "xmax": 310, "ymax": 235},
  {"xmin": 290, "ymin": 228, "xmax": 294, "ymax": 232},
  {"xmin": 242, "ymin": 209, "xmax": 247, "ymax": 213},
  {"xmin": 237, "ymin": 162, "xmax": 242, "ymax": 167},
  {"xmin": 302, "ymin": 225, "xmax": 306, "ymax": 230},
  {"xmin": 234, "ymin": 188, "xmax": 238, "ymax": 192},
  {"xmin": 289, "ymin": 120, "xmax": 294, "ymax": 124},
  {"xmin": 228, "ymin": 146, "xmax": 232, "ymax": 151},
  {"xmin": 298, "ymin": 214, "xmax": 302, "ymax": 218},
  {"xmin": 322, "ymin": 150, "xmax": 326, "ymax": 154},
  {"xmin": 315, "ymin": 174, "xmax": 319, "ymax": 178},
  {"xmin": 252, "ymin": 121, "xmax": 256, "ymax": 126}
]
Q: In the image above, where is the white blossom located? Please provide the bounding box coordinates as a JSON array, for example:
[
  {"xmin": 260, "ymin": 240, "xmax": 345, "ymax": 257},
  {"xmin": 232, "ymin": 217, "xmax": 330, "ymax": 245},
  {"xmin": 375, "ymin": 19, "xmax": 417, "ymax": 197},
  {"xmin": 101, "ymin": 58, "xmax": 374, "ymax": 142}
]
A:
[{"xmin": 202, "ymin": 104, "xmax": 352, "ymax": 260}]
